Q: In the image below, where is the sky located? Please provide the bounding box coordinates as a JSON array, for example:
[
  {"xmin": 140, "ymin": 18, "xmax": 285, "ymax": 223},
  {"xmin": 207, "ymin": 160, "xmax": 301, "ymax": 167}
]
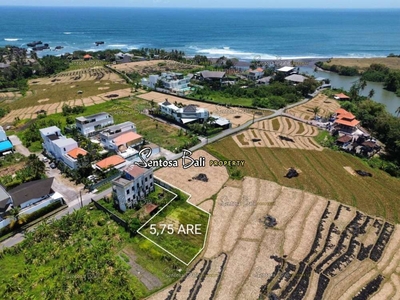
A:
[{"xmin": 2, "ymin": 0, "xmax": 400, "ymax": 8}]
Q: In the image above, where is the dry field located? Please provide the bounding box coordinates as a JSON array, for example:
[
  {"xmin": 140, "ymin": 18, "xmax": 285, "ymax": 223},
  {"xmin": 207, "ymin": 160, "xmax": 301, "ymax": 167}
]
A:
[
  {"xmin": 0, "ymin": 91, "xmax": 22, "ymax": 103},
  {"xmin": 146, "ymin": 177, "xmax": 400, "ymax": 300},
  {"xmin": 286, "ymin": 94, "xmax": 340, "ymax": 120},
  {"xmin": 0, "ymin": 88, "xmax": 131, "ymax": 124},
  {"xmin": 110, "ymin": 60, "xmax": 202, "ymax": 76},
  {"xmin": 139, "ymin": 91, "xmax": 271, "ymax": 128},
  {"xmin": 324, "ymin": 57, "xmax": 400, "ymax": 71},
  {"xmin": 154, "ymin": 150, "xmax": 229, "ymax": 205},
  {"xmin": 233, "ymin": 116, "xmax": 323, "ymax": 151},
  {"xmin": 28, "ymin": 67, "xmax": 124, "ymax": 85},
  {"xmin": 206, "ymin": 138, "xmax": 400, "ymax": 223}
]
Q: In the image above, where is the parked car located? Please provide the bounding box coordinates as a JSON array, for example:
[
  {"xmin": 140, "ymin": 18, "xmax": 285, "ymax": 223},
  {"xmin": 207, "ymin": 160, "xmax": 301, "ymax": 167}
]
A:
[
  {"xmin": 50, "ymin": 162, "xmax": 56, "ymax": 169},
  {"xmin": 87, "ymin": 175, "xmax": 99, "ymax": 182}
]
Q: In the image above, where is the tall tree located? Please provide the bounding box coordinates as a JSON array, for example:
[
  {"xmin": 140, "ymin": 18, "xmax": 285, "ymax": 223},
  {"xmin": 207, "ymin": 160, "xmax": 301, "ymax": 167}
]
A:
[{"xmin": 368, "ymin": 89, "xmax": 375, "ymax": 99}]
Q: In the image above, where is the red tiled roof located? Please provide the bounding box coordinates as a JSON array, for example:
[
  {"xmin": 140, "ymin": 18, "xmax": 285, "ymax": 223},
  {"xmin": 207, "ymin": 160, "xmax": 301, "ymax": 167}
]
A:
[
  {"xmin": 334, "ymin": 118, "xmax": 360, "ymax": 127},
  {"xmin": 96, "ymin": 155, "xmax": 125, "ymax": 169},
  {"xmin": 335, "ymin": 93, "xmax": 350, "ymax": 99},
  {"xmin": 336, "ymin": 108, "xmax": 348, "ymax": 115},
  {"xmin": 337, "ymin": 112, "xmax": 356, "ymax": 120},
  {"xmin": 67, "ymin": 147, "xmax": 88, "ymax": 159},
  {"xmin": 336, "ymin": 135, "xmax": 353, "ymax": 143},
  {"xmin": 83, "ymin": 54, "xmax": 92, "ymax": 59},
  {"xmin": 114, "ymin": 131, "xmax": 142, "ymax": 146},
  {"xmin": 123, "ymin": 164, "xmax": 147, "ymax": 178}
]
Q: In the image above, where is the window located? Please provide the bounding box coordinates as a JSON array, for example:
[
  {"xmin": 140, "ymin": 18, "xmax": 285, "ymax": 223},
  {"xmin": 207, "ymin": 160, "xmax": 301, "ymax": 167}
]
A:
[
  {"xmin": 127, "ymin": 198, "xmax": 131, "ymax": 202},
  {"xmin": 132, "ymin": 186, "xmax": 135, "ymax": 192},
  {"xmin": 145, "ymin": 177, "xmax": 148, "ymax": 182},
  {"xmin": 150, "ymin": 175, "xmax": 153, "ymax": 179},
  {"xmin": 126, "ymin": 189, "xmax": 130, "ymax": 195},
  {"xmin": 63, "ymin": 148, "xmax": 66, "ymax": 151}
]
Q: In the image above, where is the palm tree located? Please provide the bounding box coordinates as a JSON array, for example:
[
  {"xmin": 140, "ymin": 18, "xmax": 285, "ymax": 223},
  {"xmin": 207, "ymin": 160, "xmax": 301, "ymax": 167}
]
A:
[
  {"xmin": 368, "ymin": 89, "xmax": 375, "ymax": 99},
  {"xmin": 360, "ymin": 79, "xmax": 367, "ymax": 91},
  {"xmin": 312, "ymin": 106, "xmax": 321, "ymax": 119},
  {"xmin": 396, "ymin": 106, "xmax": 400, "ymax": 117}
]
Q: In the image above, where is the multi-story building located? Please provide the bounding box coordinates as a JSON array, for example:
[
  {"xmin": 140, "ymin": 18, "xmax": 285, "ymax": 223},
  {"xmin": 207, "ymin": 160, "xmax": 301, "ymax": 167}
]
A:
[
  {"xmin": 112, "ymin": 164, "xmax": 154, "ymax": 211},
  {"xmin": 75, "ymin": 112, "xmax": 114, "ymax": 137},
  {"xmin": 141, "ymin": 72, "xmax": 191, "ymax": 94},
  {"xmin": 99, "ymin": 121, "xmax": 137, "ymax": 150},
  {"xmin": 159, "ymin": 100, "xmax": 209, "ymax": 124},
  {"xmin": 40, "ymin": 126, "xmax": 87, "ymax": 169}
]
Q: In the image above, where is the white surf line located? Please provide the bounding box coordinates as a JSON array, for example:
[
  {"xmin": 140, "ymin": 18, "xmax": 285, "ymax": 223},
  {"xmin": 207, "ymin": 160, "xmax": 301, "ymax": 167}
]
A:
[{"xmin": 136, "ymin": 177, "xmax": 211, "ymax": 266}]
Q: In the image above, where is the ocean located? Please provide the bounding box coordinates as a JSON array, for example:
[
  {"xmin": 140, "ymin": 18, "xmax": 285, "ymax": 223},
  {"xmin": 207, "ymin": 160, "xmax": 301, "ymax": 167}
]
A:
[{"xmin": 1, "ymin": 7, "xmax": 400, "ymax": 59}]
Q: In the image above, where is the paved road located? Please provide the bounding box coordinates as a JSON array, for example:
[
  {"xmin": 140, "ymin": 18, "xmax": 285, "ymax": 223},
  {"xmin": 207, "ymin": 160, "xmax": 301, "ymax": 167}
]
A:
[{"xmin": 8, "ymin": 135, "xmax": 31, "ymax": 157}]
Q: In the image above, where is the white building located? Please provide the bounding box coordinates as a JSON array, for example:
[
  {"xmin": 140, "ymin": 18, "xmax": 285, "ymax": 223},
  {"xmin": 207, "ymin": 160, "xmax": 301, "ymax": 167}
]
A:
[
  {"xmin": 40, "ymin": 126, "xmax": 87, "ymax": 169},
  {"xmin": 159, "ymin": 100, "xmax": 209, "ymax": 124},
  {"xmin": 247, "ymin": 68, "xmax": 264, "ymax": 80},
  {"xmin": 141, "ymin": 72, "xmax": 191, "ymax": 94},
  {"xmin": 112, "ymin": 165, "xmax": 154, "ymax": 211},
  {"xmin": 99, "ymin": 121, "xmax": 137, "ymax": 150},
  {"xmin": 114, "ymin": 52, "xmax": 133, "ymax": 63},
  {"xmin": 76, "ymin": 112, "xmax": 114, "ymax": 137}
]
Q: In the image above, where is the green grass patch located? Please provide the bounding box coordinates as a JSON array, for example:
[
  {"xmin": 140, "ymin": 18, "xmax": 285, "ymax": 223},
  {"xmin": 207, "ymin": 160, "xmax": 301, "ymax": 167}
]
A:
[
  {"xmin": 139, "ymin": 200, "xmax": 209, "ymax": 264},
  {"xmin": 95, "ymin": 181, "xmax": 112, "ymax": 194},
  {"xmin": 205, "ymin": 137, "xmax": 400, "ymax": 223},
  {"xmin": 314, "ymin": 130, "xmax": 330, "ymax": 145},
  {"xmin": 191, "ymin": 92, "xmax": 253, "ymax": 107},
  {"xmin": 271, "ymin": 118, "xmax": 280, "ymax": 131}
]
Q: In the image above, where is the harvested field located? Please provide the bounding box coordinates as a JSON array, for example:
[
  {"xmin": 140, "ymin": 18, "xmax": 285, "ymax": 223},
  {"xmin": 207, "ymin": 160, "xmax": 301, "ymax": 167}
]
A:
[
  {"xmin": 110, "ymin": 60, "xmax": 202, "ymax": 76},
  {"xmin": 206, "ymin": 137, "xmax": 400, "ymax": 223},
  {"xmin": 233, "ymin": 116, "xmax": 323, "ymax": 150},
  {"xmin": 28, "ymin": 67, "xmax": 123, "ymax": 85},
  {"xmin": 323, "ymin": 57, "xmax": 400, "ymax": 71},
  {"xmin": 286, "ymin": 93, "xmax": 340, "ymax": 120},
  {"xmin": 0, "ymin": 88, "xmax": 131, "ymax": 124},
  {"xmin": 138, "ymin": 91, "xmax": 272, "ymax": 128},
  {"xmin": 148, "ymin": 177, "xmax": 400, "ymax": 300},
  {"xmin": 154, "ymin": 150, "xmax": 229, "ymax": 205}
]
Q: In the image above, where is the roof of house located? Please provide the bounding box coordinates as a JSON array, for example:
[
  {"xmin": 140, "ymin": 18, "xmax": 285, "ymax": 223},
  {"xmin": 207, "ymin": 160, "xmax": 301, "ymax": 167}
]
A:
[
  {"xmin": 0, "ymin": 140, "xmax": 13, "ymax": 152},
  {"xmin": 0, "ymin": 185, "xmax": 10, "ymax": 207},
  {"xmin": 67, "ymin": 147, "xmax": 88, "ymax": 159},
  {"xmin": 114, "ymin": 131, "xmax": 142, "ymax": 146},
  {"xmin": 335, "ymin": 93, "xmax": 350, "ymax": 99},
  {"xmin": 96, "ymin": 155, "xmax": 125, "ymax": 169},
  {"xmin": 277, "ymin": 66, "xmax": 295, "ymax": 72},
  {"xmin": 83, "ymin": 54, "xmax": 92, "ymax": 59},
  {"xmin": 337, "ymin": 111, "xmax": 356, "ymax": 120},
  {"xmin": 336, "ymin": 135, "xmax": 353, "ymax": 143},
  {"xmin": 285, "ymin": 74, "xmax": 307, "ymax": 83},
  {"xmin": 52, "ymin": 138, "xmax": 77, "ymax": 148},
  {"xmin": 8, "ymin": 178, "xmax": 54, "ymax": 207},
  {"xmin": 257, "ymin": 76, "xmax": 272, "ymax": 83},
  {"xmin": 250, "ymin": 67, "xmax": 264, "ymax": 73},
  {"xmin": 76, "ymin": 112, "xmax": 110, "ymax": 122},
  {"xmin": 123, "ymin": 164, "xmax": 149, "ymax": 178},
  {"xmin": 183, "ymin": 105, "xmax": 197, "ymax": 113},
  {"xmin": 39, "ymin": 126, "xmax": 61, "ymax": 136},
  {"xmin": 334, "ymin": 118, "xmax": 360, "ymax": 127},
  {"xmin": 362, "ymin": 141, "xmax": 376, "ymax": 148},
  {"xmin": 162, "ymin": 99, "xmax": 171, "ymax": 106},
  {"xmin": 201, "ymin": 71, "xmax": 226, "ymax": 79},
  {"xmin": 144, "ymin": 203, "xmax": 158, "ymax": 214}
]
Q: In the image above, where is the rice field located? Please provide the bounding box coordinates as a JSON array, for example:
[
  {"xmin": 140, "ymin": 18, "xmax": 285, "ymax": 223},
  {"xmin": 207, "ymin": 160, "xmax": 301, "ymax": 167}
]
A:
[
  {"xmin": 286, "ymin": 94, "xmax": 340, "ymax": 120},
  {"xmin": 206, "ymin": 137, "xmax": 400, "ymax": 223}
]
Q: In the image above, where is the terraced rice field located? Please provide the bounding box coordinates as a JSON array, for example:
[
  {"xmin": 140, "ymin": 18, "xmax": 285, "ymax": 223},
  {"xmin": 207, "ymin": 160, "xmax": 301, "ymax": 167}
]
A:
[
  {"xmin": 148, "ymin": 177, "xmax": 400, "ymax": 299},
  {"xmin": 233, "ymin": 116, "xmax": 323, "ymax": 151},
  {"xmin": 28, "ymin": 67, "xmax": 123, "ymax": 85},
  {"xmin": 286, "ymin": 94, "xmax": 340, "ymax": 120},
  {"xmin": 206, "ymin": 137, "xmax": 400, "ymax": 223}
]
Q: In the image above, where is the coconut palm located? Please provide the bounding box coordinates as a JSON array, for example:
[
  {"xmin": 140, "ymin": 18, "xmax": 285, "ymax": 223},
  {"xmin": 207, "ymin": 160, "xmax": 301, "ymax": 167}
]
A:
[
  {"xmin": 368, "ymin": 89, "xmax": 375, "ymax": 99},
  {"xmin": 396, "ymin": 106, "xmax": 400, "ymax": 117},
  {"xmin": 312, "ymin": 106, "xmax": 321, "ymax": 119}
]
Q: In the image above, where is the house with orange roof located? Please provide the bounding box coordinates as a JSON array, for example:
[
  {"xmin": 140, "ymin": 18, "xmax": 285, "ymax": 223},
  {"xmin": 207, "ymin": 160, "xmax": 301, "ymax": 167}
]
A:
[
  {"xmin": 99, "ymin": 121, "xmax": 137, "ymax": 150},
  {"xmin": 248, "ymin": 67, "xmax": 264, "ymax": 80},
  {"xmin": 334, "ymin": 108, "xmax": 360, "ymax": 132},
  {"xmin": 95, "ymin": 155, "xmax": 126, "ymax": 171},
  {"xmin": 111, "ymin": 131, "xmax": 143, "ymax": 159},
  {"xmin": 83, "ymin": 54, "xmax": 92, "ymax": 61},
  {"xmin": 334, "ymin": 93, "xmax": 350, "ymax": 100},
  {"xmin": 112, "ymin": 164, "xmax": 154, "ymax": 211}
]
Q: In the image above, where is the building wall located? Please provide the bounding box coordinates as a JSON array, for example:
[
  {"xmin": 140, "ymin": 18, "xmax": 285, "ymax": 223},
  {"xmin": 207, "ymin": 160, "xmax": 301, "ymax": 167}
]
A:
[
  {"xmin": 113, "ymin": 170, "xmax": 155, "ymax": 212},
  {"xmin": 19, "ymin": 197, "xmax": 62, "ymax": 216},
  {"xmin": 77, "ymin": 115, "xmax": 114, "ymax": 136},
  {"xmin": 100, "ymin": 123, "xmax": 137, "ymax": 150},
  {"xmin": 53, "ymin": 140, "xmax": 78, "ymax": 161},
  {"xmin": 0, "ymin": 128, "xmax": 7, "ymax": 142}
]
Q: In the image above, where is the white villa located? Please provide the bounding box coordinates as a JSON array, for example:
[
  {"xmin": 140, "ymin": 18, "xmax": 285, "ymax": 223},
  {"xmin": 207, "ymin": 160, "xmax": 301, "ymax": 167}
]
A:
[
  {"xmin": 141, "ymin": 72, "xmax": 192, "ymax": 94},
  {"xmin": 99, "ymin": 121, "xmax": 137, "ymax": 150},
  {"xmin": 40, "ymin": 126, "xmax": 88, "ymax": 169},
  {"xmin": 76, "ymin": 112, "xmax": 114, "ymax": 137},
  {"xmin": 112, "ymin": 164, "xmax": 154, "ymax": 211},
  {"xmin": 159, "ymin": 100, "xmax": 209, "ymax": 124}
]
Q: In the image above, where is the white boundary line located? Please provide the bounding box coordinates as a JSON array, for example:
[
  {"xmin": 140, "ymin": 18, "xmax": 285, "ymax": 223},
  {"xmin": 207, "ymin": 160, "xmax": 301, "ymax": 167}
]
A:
[{"xmin": 136, "ymin": 177, "xmax": 211, "ymax": 266}]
